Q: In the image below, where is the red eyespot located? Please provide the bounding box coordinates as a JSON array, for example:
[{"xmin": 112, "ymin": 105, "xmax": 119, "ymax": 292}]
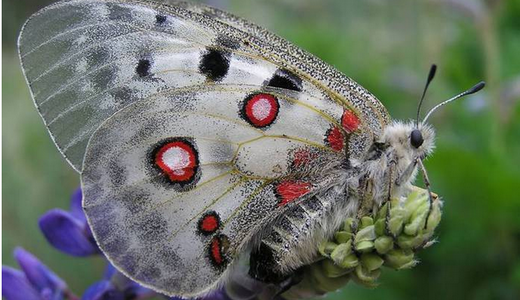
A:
[
  {"xmin": 154, "ymin": 140, "xmax": 198, "ymax": 183},
  {"xmin": 241, "ymin": 93, "xmax": 279, "ymax": 128}
]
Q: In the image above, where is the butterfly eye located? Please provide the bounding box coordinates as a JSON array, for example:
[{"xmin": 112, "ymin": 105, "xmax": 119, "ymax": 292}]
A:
[{"xmin": 410, "ymin": 129, "xmax": 424, "ymax": 148}]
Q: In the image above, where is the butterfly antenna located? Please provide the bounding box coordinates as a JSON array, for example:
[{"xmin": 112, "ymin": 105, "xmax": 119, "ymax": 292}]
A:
[
  {"xmin": 422, "ymin": 81, "xmax": 486, "ymax": 125},
  {"xmin": 416, "ymin": 64, "xmax": 437, "ymax": 128}
]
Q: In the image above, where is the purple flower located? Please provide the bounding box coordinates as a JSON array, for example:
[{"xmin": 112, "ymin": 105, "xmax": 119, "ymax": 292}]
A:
[
  {"xmin": 3, "ymin": 187, "xmax": 240, "ymax": 300},
  {"xmin": 82, "ymin": 264, "xmax": 156, "ymax": 300},
  {"xmin": 39, "ymin": 188, "xmax": 100, "ymax": 256},
  {"xmin": 2, "ymin": 247, "xmax": 75, "ymax": 300}
]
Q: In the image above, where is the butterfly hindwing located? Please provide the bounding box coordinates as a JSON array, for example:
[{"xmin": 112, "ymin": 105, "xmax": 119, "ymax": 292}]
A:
[{"xmin": 82, "ymin": 85, "xmax": 344, "ymax": 296}]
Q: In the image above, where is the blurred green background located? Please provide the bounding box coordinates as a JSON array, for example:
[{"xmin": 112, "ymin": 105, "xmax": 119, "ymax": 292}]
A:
[{"xmin": 3, "ymin": 0, "xmax": 520, "ymax": 299}]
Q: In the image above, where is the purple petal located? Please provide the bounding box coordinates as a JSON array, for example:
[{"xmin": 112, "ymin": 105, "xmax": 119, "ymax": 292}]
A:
[
  {"xmin": 14, "ymin": 248, "xmax": 67, "ymax": 293},
  {"xmin": 39, "ymin": 209, "xmax": 99, "ymax": 256},
  {"xmin": 69, "ymin": 187, "xmax": 85, "ymax": 222},
  {"xmin": 2, "ymin": 266, "xmax": 41, "ymax": 300},
  {"xmin": 123, "ymin": 284, "xmax": 156, "ymax": 299},
  {"xmin": 107, "ymin": 265, "xmax": 156, "ymax": 299},
  {"xmin": 82, "ymin": 281, "xmax": 124, "ymax": 300},
  {"xmin": 201, "ymin": 288, "xmax": 230, "ymax": 300},
  {"xmin": 102, "ymin": 263, "xmax": 118, "ymax": 281}
]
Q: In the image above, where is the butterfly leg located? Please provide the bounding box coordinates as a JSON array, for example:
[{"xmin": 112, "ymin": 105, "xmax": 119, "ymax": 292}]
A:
[
  {"xmin": 356, "ymin": 176, "xmax": 374, "ymax": 220},
  {"xmin": 417, "ymin": 159, "xmax": 436, "ymax": 229},
  {"xmin": 382, "ymin": 159, "xmax": 397, "ymax": 236}
]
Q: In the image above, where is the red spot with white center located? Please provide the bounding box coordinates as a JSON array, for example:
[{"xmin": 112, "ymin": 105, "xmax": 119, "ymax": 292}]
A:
[
  {"xmin": 342, "ymin": 110, "xmax": 360, "ymax": 133},
  {"xmin": 325, "ymin": 126, "xmax": 345, "ymax": 151},
  {"xmin": 276, "ymin": 181, "xmax": 312, "ymax": 207},
  {"xmin": 243, "ymin": 93, "xmax": 279, "ymax": 128},
  {"xmin": 198, "ymin": 211, "xmax": 220, "ymax": 235},
  {"xmin": 155, "ymin": 141, "xmax": 197, "ymax": 182}
]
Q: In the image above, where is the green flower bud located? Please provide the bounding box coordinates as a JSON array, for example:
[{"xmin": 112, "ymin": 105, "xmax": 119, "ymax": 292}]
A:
[
  {"xmin": 426, "ymin": 200, "xmax": 442, "ymax": 232},
  {"xmin": 311, "ymin": 263, "xmax": 351, "ymax": 292},
  {"xmin": 404, "ymin": 201, "xmax": 429, "ymax": 236},
  {"xmin": 361, "ymin": 253, "xmax": 384, "ymax": 271},
  {"xmin": 319, "ymin": 241, "xmax": 338, "ymax": 257},
  {"xmin": 396, "ymin": 234, "xmax": 424, "ymax": 249},
  {"xmin": 339, "ymin": 253, "xmax": 359, "ymax": 269},
  {"xmin": 385, "ymin": 249, "xmax": 416, "ymax": 269},
  {"xmin": 331, "ymin": 240, "xmax": 352, "ymax": 264},
  {"xmin": 353, "ymin": 265, "xmax": 380, "ymax": 287},
  {"xmin": 354, "ymin": 225, "xmax": 376, "ymax": 243},
  {"xmin": 388, "ymin": 207, "xmax": 405, "ymax": 236},
  {"xmin": 334, "ymin": 231, "xmax": 353, "ymax": 244},
  {"xmin": 355, "ymin": 241, "xmax": 374, "ymax": 252},
  {"xmin": 374, "ymin": 218, "xmax": 386, "ymax": 236},
  {"xmin": 322, "ymin": 259, "xmax": 352, "ymax": 278},
  {"xmin": 375, "ymin": 202, "xmax": 389, "ymax": 221},
  {"xmin": 343, "ymin": 218, "xmax": 356, "ymax": 233},
  {"xmin": 374, "ymin": 236, "xmax": 394, "ymax": 254},
  {"xmin": 403, "ymin": 188, "xmax": 426, "ymax": 219},
  {"xmin": 354, "ymin": 224, "xmax": 376, "ymax": 252},
  {"xmin": 360, "ymin": 216, "xmax": 374, "ymax": 229}
]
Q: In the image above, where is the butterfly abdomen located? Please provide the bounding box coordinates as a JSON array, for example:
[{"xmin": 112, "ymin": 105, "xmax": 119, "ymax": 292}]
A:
[{"xmin": 250, "ymin": 183, "xmax": 353, "ymax": 282}]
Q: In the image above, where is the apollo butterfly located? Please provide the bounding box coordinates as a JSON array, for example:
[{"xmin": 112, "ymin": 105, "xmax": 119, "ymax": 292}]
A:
[{"xmin": 18, "ymin": 0, "xmax": 484, "ymax": 297}]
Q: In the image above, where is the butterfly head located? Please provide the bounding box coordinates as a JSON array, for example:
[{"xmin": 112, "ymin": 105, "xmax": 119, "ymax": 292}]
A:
[
  {"xmin": 372, "ymin": 65, "xmax": 485, "ymax": 200},
  {"xmin": 381, "ymin": 120, "xmax": 435, "ymax": 163},
  {"xmin": 390, "ymin": 64, "xmax": 485, "ymax": 162}
]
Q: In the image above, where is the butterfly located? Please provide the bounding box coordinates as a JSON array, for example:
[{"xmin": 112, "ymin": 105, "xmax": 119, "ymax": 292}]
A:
[{"xmin": 18, "ymin": 0, "xmax": 485, "ymax": 297}]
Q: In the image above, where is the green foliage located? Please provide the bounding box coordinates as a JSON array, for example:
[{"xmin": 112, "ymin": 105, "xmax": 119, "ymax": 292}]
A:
[{"xmin": 3, "ymin": 0, "xmax": 520, "ymax": 299}]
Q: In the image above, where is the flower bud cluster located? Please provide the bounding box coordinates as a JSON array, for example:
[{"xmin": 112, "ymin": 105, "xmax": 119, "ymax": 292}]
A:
[{"xmin": 283, "ymin": 187, "xmax": 442, "ymax": 299}]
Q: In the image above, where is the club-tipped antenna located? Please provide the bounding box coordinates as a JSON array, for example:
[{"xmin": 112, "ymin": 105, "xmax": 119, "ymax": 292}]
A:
[
  {"xmin": 422, "ymin": 81, "xmax": 486, "ymax": 125},
  {"xmin": 416, "ymin": 64, "xmax": 437, "ymax": 127}
]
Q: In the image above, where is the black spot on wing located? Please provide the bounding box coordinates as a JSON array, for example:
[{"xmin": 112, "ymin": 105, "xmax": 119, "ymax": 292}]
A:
[
  {"xmin": 136, "ymin": 59, "xmax": 151, "ymax": 77},
  {"xmin": 266, "ymin": 69, "xmax": 303, "ymax": 92},
  {"xmin": 199, "ymin": 48, "xmax": 230, "ymax": 82},
  {"xmin": 155, "ymin": 14, "xmax": 167, "ymax": 25}
]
